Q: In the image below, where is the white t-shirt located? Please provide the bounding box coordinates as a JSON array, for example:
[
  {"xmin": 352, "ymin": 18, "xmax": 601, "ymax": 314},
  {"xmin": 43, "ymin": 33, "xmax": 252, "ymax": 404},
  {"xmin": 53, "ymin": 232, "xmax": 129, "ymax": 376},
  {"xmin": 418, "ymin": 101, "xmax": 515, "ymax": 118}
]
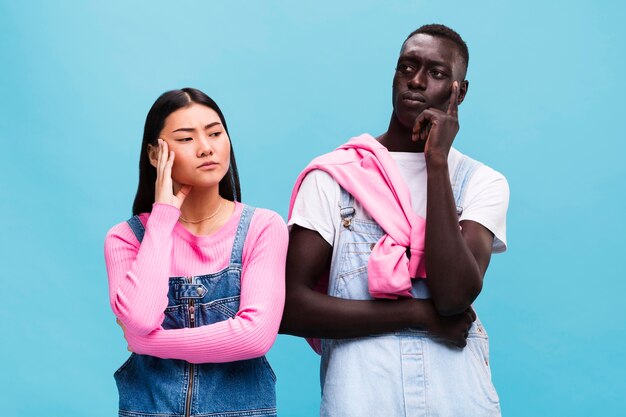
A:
[{"xmin": 289, "ymin": 147, "xmax": 509, "ymax": 258}]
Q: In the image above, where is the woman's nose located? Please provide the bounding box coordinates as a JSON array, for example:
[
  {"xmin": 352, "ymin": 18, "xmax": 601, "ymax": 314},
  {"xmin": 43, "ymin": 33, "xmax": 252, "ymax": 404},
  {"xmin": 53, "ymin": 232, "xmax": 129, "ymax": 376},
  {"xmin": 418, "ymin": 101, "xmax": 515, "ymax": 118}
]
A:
[{"xmin": 197, "ymin": 135, "xmax": 214, "ymax": 157}]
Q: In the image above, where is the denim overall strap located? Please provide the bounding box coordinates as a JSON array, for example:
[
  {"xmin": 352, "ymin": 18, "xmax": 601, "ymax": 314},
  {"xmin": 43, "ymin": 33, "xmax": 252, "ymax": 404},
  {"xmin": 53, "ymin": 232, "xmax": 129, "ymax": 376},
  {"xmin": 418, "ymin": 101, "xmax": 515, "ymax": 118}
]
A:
[
  {"xmin": 339, "ymin": 186, "xmax": 355, "ymax": 230},
  {"xmin": 451, "ymin": 154, "xmax": 483, "ymax": 217},
  {"xmin": 126, "ymin": 215, "xmax": 145, "ymax": 243},
  {"xmin": 229, "ymin": 204, "xmax": 256, "ymax": 266}
]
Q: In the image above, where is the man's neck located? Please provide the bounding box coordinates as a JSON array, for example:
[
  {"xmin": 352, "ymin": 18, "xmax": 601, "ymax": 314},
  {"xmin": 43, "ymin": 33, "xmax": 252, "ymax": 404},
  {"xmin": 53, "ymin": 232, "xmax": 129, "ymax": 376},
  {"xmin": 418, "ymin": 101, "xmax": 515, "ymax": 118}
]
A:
[{"xmin": 377, "ymin": 114, "xmax": 426, "ymax": 153}]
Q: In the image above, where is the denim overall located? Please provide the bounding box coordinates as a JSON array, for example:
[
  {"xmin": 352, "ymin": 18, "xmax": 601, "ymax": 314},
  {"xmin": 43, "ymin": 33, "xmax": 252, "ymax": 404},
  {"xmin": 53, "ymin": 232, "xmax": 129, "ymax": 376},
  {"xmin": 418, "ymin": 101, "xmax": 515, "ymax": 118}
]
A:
[
  {"xmin": 115, "ymin": 205, "xmax": 277, "ymax": 417},
  {"xmin": 320, "ymin": 155, "xmax": 502, "ymax": 416}
]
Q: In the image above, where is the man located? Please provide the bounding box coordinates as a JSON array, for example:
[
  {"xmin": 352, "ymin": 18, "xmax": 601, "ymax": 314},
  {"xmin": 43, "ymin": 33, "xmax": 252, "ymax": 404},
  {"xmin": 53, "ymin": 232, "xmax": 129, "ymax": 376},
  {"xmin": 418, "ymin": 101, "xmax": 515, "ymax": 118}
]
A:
[{"xmin": 281, "ymin": 24, "xmax": 508, "ymax": 416}]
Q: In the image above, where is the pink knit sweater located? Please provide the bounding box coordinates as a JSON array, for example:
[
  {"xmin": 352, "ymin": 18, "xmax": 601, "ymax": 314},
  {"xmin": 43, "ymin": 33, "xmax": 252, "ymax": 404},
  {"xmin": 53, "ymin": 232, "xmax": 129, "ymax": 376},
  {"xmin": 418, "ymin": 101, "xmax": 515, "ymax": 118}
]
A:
[{"xmin": 104, "ymin": 202, "xmax": 288, "ymax": 364}]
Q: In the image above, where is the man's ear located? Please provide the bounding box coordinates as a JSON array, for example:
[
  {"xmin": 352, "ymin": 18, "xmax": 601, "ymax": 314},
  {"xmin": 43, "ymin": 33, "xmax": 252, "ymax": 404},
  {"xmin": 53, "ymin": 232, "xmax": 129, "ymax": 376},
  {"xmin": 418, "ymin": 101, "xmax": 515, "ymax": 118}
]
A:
[
  {"xmin": 147, "ymin": 143, "xmax": 158, "ymax": 168},
  {"xmin": 458, "ymin": 80, "xmax": 469, "ymax": 105}
]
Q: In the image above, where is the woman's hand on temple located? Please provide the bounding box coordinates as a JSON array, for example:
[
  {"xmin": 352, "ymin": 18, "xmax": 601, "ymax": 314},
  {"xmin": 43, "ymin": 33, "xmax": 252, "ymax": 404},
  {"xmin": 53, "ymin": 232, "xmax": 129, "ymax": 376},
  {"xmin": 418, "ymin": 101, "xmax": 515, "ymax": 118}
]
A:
[{"xmin": 154, "ymin": 138, "xmax": 191, "ymax": 208}]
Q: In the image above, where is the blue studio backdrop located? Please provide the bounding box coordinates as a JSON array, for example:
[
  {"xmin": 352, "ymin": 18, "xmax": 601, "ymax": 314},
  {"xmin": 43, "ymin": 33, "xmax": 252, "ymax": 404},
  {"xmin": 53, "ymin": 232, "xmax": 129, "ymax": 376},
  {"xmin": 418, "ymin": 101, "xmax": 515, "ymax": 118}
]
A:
[{"xmin": 1, "ymin": 1, "xmax": 624, "ymax": 416}]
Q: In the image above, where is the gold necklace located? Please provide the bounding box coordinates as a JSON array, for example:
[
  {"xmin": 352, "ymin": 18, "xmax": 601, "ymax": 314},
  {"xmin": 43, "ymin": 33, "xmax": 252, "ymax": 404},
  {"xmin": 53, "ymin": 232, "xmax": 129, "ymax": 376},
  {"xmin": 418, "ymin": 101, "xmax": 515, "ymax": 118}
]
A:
[{"xmin": 179, "ymin": 199, "xmax": 223, "ymax": 224}]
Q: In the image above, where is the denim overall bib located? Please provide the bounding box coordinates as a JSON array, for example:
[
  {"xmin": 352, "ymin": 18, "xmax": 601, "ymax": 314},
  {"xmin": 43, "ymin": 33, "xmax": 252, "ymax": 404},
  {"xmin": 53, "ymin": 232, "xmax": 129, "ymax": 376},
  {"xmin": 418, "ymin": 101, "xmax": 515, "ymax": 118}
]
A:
[
  {"xmin": 115, "ymin": 205, "xmax": 277, "ymax": 417},
  {"xmin": 320, "ymin": 155, "xmax": 502, "ymax": 417}
]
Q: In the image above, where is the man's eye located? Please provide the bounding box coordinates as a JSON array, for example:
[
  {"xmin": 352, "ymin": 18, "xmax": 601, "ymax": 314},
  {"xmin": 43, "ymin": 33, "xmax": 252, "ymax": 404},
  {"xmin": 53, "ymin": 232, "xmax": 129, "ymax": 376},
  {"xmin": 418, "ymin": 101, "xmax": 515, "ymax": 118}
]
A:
[
  {"xmin": 431, "ymin": 70, "xmax": 447, "ymax": 79},
  {"xmin": 396, "ymin": 64, "xmax": 415, "ymax": 74}
]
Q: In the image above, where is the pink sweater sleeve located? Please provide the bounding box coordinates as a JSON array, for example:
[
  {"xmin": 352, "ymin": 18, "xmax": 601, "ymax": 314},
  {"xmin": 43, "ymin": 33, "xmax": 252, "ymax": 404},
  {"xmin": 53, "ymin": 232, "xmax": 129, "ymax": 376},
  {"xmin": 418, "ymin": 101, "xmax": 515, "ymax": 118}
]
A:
[
  {"xmin": 104, "ymin": 203, "xmax": 180, "ymax": 335},
  {"xmin": 122, "ymin": 211, "xmax": 288, "ymax": 363}
]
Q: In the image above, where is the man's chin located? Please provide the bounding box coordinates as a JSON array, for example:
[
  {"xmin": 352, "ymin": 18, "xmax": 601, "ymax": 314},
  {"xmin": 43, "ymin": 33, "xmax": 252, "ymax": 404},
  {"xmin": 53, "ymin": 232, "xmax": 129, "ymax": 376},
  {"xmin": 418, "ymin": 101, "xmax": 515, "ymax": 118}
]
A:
[{"xmin": 393, "ymin": 109, "xmax": 421, "ymax": 130}]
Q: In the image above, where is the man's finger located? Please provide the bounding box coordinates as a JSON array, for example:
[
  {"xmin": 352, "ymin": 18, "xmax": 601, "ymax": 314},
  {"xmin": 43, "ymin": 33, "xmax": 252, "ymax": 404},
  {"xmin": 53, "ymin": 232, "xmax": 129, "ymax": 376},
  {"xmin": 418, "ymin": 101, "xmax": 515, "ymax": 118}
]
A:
[
  {"xmin": 413, "ymin": 110, "xmax": 433, "ymax": 142},
  {"xmin": 447, "ymin": 81, "xmax": 459, "ymax": 116},
  {"xmin": 412, "ymin": 115, "xmax": 425, "ymax": 142},
  {"xmin": 421, "ymin": 123, "xmax": 432, "ymax": 142}
]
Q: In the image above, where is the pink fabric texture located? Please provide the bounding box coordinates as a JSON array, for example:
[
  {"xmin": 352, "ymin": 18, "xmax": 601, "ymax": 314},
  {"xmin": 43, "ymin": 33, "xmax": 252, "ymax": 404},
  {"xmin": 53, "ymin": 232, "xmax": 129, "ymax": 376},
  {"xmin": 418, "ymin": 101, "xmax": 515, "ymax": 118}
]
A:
[
  {"xmin": 104, "ymin": 202, "xmax": 288, "ymax": 364},
  {"xmin": 289, "ymin": 134, "xmax": 427, "ymax": 300}
]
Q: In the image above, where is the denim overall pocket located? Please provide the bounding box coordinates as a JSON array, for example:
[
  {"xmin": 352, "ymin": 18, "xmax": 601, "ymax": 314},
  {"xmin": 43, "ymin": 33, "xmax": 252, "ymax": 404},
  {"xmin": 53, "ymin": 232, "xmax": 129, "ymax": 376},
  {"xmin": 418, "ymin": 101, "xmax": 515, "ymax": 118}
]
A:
[
  {"xmin": 335, "ymin": 219, "xmax": 384, "ymax": 300},
  {"xmin": 465, "ymin": 322, "xmax": 500, "ymax": 404}
]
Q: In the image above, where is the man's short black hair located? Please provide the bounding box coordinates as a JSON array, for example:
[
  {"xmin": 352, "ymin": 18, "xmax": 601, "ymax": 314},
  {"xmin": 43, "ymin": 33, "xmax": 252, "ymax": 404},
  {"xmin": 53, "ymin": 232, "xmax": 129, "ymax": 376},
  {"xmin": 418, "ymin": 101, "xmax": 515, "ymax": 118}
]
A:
[{"xmin": 404, "ymin": 24, "xmax": 469, "ymax": 68}]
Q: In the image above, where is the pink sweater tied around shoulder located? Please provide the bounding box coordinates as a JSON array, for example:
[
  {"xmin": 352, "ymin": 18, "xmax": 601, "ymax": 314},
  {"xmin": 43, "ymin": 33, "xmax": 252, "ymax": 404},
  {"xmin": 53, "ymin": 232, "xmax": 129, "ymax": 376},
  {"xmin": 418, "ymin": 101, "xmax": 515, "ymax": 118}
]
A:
[{"xmin": 289, "ymin": 133, "xmax": 427, "ymax": 300}]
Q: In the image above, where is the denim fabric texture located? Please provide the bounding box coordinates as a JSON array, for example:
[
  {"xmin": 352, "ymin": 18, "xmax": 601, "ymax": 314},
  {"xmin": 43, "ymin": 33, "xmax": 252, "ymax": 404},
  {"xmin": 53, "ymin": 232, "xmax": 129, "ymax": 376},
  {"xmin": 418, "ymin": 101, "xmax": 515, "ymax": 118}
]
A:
[
  {"xmin": 320, "ymin": 156, "xmax": 502, "ymax": 417},
  {"xmin": 115, "ymin": 205, "xmax": 277, "ymax": 417}
]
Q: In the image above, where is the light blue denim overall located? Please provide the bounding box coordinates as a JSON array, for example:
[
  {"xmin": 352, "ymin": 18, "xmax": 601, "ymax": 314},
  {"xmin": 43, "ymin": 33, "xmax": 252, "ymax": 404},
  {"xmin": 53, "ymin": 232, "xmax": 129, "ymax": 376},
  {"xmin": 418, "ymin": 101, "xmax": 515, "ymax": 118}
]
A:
[
  {"xmin": 115, "ymin": 205, "xmax": 277, "ymax": 417},
  {"xmin": 320, "ymin": 155, "xmax": 502, "ymax": 416}
]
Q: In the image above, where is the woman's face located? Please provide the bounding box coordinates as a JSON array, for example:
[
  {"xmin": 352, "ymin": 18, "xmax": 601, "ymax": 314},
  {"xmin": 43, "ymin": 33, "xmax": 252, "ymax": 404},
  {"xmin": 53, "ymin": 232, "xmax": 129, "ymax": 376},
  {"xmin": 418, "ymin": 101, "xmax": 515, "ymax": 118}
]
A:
[{"xmin": 150, "ymin": 103, "xmax": 231, "ymax": 188}]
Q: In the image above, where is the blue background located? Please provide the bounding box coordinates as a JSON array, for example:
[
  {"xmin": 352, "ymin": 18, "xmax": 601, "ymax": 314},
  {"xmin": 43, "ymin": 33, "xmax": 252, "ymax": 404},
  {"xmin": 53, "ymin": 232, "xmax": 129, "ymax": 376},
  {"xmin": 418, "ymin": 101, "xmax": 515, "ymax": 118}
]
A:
[{"xmin": 1, "ymin": 1, "xmax": 624, "ymax": 416}]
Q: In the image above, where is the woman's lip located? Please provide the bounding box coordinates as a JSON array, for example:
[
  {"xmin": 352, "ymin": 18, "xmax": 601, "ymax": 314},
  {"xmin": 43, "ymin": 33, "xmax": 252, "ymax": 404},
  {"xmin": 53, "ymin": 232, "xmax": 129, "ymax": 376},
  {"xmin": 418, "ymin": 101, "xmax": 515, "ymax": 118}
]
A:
[{"xmin": 197, "ymin": 162, "xmax": 218, "ymax": 168}]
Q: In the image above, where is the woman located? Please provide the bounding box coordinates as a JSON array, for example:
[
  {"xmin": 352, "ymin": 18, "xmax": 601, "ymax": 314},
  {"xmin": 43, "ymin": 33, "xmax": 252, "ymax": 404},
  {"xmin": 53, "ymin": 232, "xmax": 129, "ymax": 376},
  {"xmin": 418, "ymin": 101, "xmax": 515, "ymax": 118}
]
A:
[{"xmin": 104, "ymin": 88, "xmax": 287, "ymax": 417}]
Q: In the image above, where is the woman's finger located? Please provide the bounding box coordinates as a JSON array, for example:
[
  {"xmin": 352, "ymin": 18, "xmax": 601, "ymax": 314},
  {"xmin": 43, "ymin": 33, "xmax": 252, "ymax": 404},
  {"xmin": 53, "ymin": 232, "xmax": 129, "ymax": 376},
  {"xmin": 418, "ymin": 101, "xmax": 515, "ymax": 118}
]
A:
[
  {"xmin": 165, "ymin": 150, "xmax": 175, "ymax": 181},
  {"xmin": 175, "ymin": 185, "xmax": 192, "ymax": 205},
  {"xmin": 159, "ymin": 139, "xmax": 168, "ymax": 179}
]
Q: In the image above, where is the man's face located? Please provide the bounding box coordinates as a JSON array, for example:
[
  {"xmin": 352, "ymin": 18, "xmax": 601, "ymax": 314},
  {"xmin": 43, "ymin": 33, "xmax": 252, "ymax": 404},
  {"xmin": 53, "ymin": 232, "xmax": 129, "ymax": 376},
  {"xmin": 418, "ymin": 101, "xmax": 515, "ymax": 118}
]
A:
[{"xmin": 392, "ymin": 34, "xmax": 467, "ymax": 129}]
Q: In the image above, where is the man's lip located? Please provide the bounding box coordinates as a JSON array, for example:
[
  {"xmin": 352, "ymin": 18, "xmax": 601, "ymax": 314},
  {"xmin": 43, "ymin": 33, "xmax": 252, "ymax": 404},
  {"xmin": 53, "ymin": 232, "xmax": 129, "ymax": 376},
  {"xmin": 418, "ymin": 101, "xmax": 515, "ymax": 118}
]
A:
[{"xmin": 401, "ymin": 92, "xmax": 426, "ymax": 102}]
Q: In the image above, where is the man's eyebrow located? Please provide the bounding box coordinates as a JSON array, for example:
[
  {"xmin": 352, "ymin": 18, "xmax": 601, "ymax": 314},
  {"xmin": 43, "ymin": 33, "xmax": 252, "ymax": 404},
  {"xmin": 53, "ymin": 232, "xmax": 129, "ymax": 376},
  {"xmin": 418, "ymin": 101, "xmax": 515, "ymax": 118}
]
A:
[
  {"xmin": 431, "ymin": 60, "xmax": 452, "ymax": 69},
  {"xmin": 171, "ymin": 122, "xmax": 221, "ymax": 133},
  {"xmin": 400, "ymin": 53, "xmax": 451, "ymax": 68}
]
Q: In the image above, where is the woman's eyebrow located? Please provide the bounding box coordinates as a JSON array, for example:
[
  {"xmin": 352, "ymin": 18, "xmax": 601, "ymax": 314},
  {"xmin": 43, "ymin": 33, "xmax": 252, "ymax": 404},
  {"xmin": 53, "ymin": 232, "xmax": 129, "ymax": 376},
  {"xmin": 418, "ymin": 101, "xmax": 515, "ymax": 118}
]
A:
[
  {"xmin": 171, "ymin": 127, "xmax": 196, "ymax": 133},
  {"xmin": 171, "ymin": 122, "xmax": 221, "ymax": 134}
]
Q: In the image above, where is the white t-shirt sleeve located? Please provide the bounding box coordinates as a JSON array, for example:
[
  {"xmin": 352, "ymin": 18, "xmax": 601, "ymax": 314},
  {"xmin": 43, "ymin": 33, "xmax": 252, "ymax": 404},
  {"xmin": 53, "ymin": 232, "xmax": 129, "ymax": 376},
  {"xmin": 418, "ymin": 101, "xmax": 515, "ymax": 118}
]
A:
[
  {"xmin": 288, "ymin": 170, "xmax": 340, "ymax": 246},
  {"xmin": 459, "ymin": 165, "xmax": 510, "ymax": 253}
]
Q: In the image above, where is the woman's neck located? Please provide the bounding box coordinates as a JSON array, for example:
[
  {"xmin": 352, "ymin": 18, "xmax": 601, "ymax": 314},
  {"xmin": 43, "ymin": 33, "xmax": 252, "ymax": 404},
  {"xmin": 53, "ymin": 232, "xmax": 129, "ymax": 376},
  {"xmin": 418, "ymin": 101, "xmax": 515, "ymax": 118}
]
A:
[{"xmin": 178, "ymin": 187, "xmax": 235, "ymax": 236}]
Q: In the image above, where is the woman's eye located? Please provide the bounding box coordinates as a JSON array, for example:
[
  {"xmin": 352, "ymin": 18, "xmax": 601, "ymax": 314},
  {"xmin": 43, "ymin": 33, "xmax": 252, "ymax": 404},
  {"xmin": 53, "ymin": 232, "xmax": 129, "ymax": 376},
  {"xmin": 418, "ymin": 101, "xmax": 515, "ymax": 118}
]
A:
[
  {"xmin": 209, "ymin": 131, "xmax": 222, "ymax": 138},
  {"xmin": 176, "ymin": 137, "xmax": 192, "ymax": 142}
]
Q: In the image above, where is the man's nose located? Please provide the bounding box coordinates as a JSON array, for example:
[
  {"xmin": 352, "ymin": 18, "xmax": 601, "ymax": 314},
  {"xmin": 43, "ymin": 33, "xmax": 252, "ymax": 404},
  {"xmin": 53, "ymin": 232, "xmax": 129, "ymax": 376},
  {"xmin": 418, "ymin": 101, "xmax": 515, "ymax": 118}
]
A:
[{"xmin": 408, "ymin": 69, "xmax": 427, "ymax": 90}]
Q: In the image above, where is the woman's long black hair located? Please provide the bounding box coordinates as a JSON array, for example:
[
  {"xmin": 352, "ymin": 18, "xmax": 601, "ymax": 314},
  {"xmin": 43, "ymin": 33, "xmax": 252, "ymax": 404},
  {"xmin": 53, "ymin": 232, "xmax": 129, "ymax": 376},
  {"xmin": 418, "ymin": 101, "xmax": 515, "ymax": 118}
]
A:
[{"xmin": 132, "ymin": 88, "xmax": 241, "ymax": 215}]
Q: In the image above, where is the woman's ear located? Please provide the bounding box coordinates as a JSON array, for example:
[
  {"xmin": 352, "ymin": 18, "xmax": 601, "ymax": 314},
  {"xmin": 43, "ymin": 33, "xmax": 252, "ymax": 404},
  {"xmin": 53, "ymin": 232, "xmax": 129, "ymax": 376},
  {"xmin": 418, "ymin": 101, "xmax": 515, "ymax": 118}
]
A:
[{"xmin": 147, "ymin": 143, "xmax": 158, "ymax": 168}]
